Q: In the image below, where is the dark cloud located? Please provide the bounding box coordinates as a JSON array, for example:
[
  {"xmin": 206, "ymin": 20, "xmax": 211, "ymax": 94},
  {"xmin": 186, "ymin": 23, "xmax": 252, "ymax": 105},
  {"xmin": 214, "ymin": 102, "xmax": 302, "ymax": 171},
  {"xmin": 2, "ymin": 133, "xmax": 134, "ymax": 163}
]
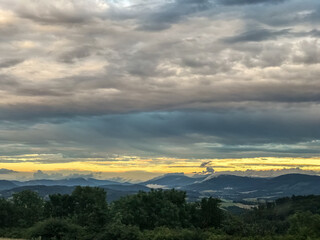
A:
[
  {"xmin": 133, "ymin": 0, "xmax": 213, "ymax": 31},
  {"xmin": 195, "ymin": 163, "xmax": 215, "ymax": 175},
  {"xmin": 218, "ymin": 0, "xmax": 287, "ymax": 5},
  {"xmin": 223, "ymin": 28, "xmax": 291, "ymax": 43},
  {"xmin": 0, "ymin": 59, "xmax": 24, "ymax": 69},
  {"xmin": 309, "ymin": 29, "xmax": 320, "ymax": 37},
  {"xmin": 0, "ymin": 108, "xmax": 319, "ymax": 161},
  {"xmin": 0, "ymin": 74, "xmax": 19, "ymax": 89},
  {"xmin": 57, "ymin": 46, "xmax": 93, "ymax": 63},
  {"xmin": 240, "ymin": 1, "xmax": 320, "ymax": 28},
  {"xmin": 200, "ymin": 161, "xmax": 211, "ymax": 167}
]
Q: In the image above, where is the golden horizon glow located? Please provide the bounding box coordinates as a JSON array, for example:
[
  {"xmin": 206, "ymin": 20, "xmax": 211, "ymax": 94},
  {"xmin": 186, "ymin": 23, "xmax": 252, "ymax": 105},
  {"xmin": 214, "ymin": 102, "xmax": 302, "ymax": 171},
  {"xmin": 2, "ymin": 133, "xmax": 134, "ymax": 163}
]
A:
[{"xmin": 1, "ymin": 156, "xmax": 320, "ymax": 174}]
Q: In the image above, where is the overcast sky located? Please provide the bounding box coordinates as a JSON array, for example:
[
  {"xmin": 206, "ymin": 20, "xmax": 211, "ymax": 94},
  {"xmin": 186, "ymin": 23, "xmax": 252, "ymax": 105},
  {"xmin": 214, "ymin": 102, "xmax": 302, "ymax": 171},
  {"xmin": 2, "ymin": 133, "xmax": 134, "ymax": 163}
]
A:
[{"xmin": 0, "ymin": 0, "xmax": 320, "ymax": 178}]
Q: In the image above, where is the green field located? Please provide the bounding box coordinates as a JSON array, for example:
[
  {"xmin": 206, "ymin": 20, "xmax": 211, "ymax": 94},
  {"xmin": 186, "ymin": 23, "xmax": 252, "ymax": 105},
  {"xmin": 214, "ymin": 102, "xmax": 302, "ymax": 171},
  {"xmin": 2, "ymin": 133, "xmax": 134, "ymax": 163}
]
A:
[{"xmin": 0, "ymin": 238, "xmax": 25, "ymax": 240}]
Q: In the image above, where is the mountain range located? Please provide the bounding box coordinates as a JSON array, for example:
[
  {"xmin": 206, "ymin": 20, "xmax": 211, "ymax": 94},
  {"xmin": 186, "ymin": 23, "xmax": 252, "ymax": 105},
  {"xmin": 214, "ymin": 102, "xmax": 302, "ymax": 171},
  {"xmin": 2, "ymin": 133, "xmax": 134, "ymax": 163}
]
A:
[{"xmin": 1, "ymin": 173, "xmax": 320, "ymax": 202}]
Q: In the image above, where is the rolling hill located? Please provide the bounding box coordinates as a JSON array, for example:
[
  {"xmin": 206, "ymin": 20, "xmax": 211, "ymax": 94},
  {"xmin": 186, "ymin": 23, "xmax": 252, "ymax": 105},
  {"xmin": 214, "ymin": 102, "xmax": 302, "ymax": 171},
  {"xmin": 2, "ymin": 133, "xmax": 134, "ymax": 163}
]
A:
[
  {"xmin": 0, "ymin": 184, "xmax": 150, "ymax": 202},
  {"xmin": 2, "ymin": 174, "xmax": 320, "ymax": 202},
  {"xmin": 0, "ymin": 180, "xmax": 17, "ymax": 191},
  {"xmin": 12, "ymin": 177, "xmax": 120, "ymax": 187},
  {"xmin": 183, "ymin": 173, "xmax": 320, "ymax": 201}
]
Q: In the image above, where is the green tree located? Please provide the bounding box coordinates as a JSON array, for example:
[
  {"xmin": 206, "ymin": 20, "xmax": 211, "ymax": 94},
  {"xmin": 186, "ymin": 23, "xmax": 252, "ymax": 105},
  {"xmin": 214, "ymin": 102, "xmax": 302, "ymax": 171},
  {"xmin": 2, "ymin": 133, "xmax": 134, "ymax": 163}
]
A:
[
  {"xmin": 0, "ymin": 198, "xmax": 16, "ymax": 228},
  {"xmin": 45, "ymin": 193, "xmax": 75, "ymax": 218},
  {"xmin": 112, "ymin": 189, "xmax": 190, "ymax": 230},
  {"xmin": 200, "ymin": 197, "xmax": 223, "ymax": 228},
  {"xmin": 12, "ymin": 190, "xmax": 44, "ymax": 227},
  {"xmin": 71, "ymin": 186, "xmax": 109, "ymax": 229},
  {"xmin": 28, "ymin": 218, "xmax": 83, "ymax": 240},
  {"xmin": 96, "ymin": 223, "xmax": 141, "ymax": 240},
  {"xmin": 288, "ymin": 211, "xmax": 320, "ymax": 238}
]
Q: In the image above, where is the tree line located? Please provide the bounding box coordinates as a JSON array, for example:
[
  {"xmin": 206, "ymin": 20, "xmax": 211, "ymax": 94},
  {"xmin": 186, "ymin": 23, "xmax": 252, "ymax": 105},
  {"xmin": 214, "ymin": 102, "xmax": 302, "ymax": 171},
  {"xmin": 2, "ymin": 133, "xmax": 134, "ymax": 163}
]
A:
[{"xmin": 0, "ymin": 187, "xmax": 320, "ymax": 239}]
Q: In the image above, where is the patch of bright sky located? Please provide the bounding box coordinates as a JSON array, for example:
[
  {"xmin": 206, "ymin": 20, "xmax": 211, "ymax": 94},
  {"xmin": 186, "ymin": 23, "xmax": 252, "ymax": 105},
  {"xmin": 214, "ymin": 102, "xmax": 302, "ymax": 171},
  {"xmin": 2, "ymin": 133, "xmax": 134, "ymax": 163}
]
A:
[{"xmin": 1, "ymin": 155, "xmax": 320, "ymax": 174}]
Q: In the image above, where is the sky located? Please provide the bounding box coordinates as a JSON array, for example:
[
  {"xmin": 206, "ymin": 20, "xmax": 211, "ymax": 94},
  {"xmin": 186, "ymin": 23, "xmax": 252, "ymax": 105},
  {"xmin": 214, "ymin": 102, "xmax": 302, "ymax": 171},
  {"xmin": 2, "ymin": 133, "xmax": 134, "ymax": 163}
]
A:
[{"xmin": 0, "ymin": 0, "xmax": 320, "ymax": 181}]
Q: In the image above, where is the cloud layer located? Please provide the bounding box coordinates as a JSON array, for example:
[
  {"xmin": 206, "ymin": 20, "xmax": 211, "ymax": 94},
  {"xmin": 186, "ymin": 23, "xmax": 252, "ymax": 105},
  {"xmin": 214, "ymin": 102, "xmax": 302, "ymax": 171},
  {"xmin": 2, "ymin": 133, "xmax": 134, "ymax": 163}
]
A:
[{"xmin": 0, "ymin": 0, "xmax": 319, "ymax": 170}]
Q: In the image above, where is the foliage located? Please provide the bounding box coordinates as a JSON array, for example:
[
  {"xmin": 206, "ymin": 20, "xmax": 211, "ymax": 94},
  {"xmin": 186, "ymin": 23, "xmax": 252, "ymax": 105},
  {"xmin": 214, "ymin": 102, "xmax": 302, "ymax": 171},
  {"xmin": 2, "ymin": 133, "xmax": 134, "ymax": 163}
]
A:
[
  {"xmin": 111, "ymin": 189, "xmax": 194, "ymax": 229},
  {"xmin": 12, "ymin": 190, "xmax": 44, "ymax": 227},
  {"xmin": 71, "ymin": 186, "xmax": 109, "ymax": 229},
  {"xmin": 27, "ymin": 218, "xmax": 83, "ymax": 240},
  {"xmin": 44, "ymin": 193, "xmax": 75, "ymax": 219},
  {"xmin": 1, "ymin": 187, "xmax": 320, "ymax": 239},
  {"xmin": 96, "ymin": 223, "xmax": 141, "ymax": 240},
  {"xmin": 288, "ymin": 211, "xmax": 320, "ymax": 238},
  {"xmin": 45, "ymin": 186, "xmax": 109, "ymax": 230},
  {"xmin": 199, "ymin": 197, "xmax": 223, "ymax": 228},
  {"xmin": 0, "ymin": 198, "xmax": 16, "ymax": 228}
]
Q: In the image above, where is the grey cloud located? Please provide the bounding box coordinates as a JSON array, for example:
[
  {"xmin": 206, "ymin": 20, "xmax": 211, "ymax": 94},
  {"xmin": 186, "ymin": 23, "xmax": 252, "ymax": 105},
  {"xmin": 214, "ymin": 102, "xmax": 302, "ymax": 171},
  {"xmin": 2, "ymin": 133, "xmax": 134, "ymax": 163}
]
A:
[
  {"xmin": 195, "ymin": 164, "xmax": 215, "ymax": 175},
  {"xmin": 292, "ymin": 40, "xmax": 320, "ymax": 64},
  {"xmin": 14, "ymin": 88, "xmax": 70, "ymax": 97},
  {"xmin": 33, "ymin": 170, "xmax": 63, "ymax": 179},
  {"xmin": 291, "ymin": 29, "xmax": 320, "ymax": 38},
  {"xmin": 19, "ymin": 12, "xmax": 88, "ymax": 25},
  {"xmin": 0, "ymin": 168, "xmax": 18, "ymax": 174},
  {"xmin": 13, "ymin": 0, "xmax": 109, "ymax": 25},
  {"xmin": 242, "ymin": 1, "xmax": 320, "ymax": 27},
  {"xmin": 309, "ymin": 29, "xmax": 320, "ymax": 37},
  {"xmin": 0, "ymin": 159, "xmax": 25, "ymax": 163},
  {"xmin": 0, "ymin": 109, "xmax": 319, "ymax": 160},
  {"xmin": 56, "ymin": 45, "xmax": 100, "ymax": 64},
  {"xmin": 67, "ymin": 173, "xmax": 94, "ymax": 179},
  {"xmin": 2, "ymin": 75, "xmax": 320, "ymax": 121},
  {"xmin": 218, "ymin": 0, "xmax": 287, "ymax": 5},
  {"xmin": 0, "ymin": 59, "xmax": 24, "ymax": 69},
  {"xmin": 206, "ymin": 167, "xmax": 215, "ymax": 173},
  {"xmin": 33, "ymin": 170, "xmax": 94, "ymax": 179},
  {"xmin": 223, "ymin": 28, "xmax": 291, "ymax": 43},
  {"xmin": 0, "ymin": 0, "xmax": 319, "ymax": 122},
  {"xmin": 0, "ymin": 74, "xmax": 19, "ymax": 89},
  {"xmin": 0, "ymin": 0, "xmax": 319, "ymax": 161},
  {"xmin": 200, "ymin": 161, "xmax": 211, "ymax": 167},
  {"xmin": 130, "ymin": 0, "xmax": 213, "ymax": 31},
  {"xmin": 214, "ymin": 168, "xmax": 320, "ymax": 177}
]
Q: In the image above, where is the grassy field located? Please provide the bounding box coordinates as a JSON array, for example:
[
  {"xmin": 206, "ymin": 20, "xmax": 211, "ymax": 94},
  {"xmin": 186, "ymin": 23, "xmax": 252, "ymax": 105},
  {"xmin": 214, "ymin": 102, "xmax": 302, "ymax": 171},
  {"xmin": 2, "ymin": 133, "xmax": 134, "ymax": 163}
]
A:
[
  {"xmin": 220, "ymin": 199, "xmax": 256, "ymax": 210},
  {"xmin": 0, "ymin": 238, "xmax": 25, "ymax": 240}
]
